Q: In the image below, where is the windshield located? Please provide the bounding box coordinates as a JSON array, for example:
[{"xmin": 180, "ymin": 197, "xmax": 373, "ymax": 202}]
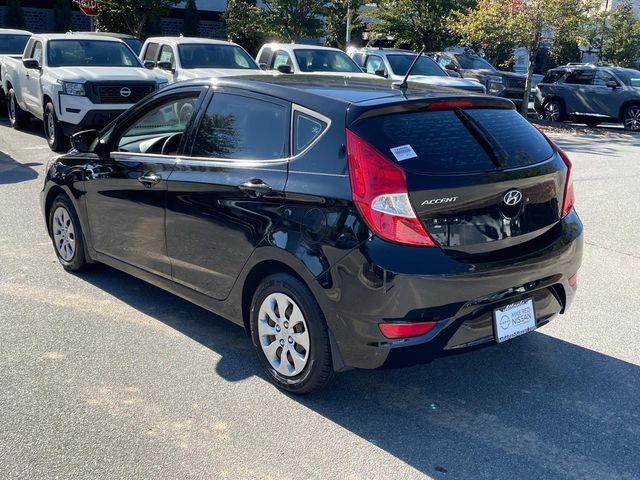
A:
[
  {"xmin": 387, "ymin": 54, "xmax": 446, "ymax": 77},
  {"xmin": 616, "ymin": 69, "xmax": 640, "ymax": 87},
  {"xmin": 178, "ymin": 44, "xmax": 258, "ymax": 69},
  {"xmin": 456, "ymin": 54, "xmax": 496, "ymax": 70},
  {"xmin": 294, "ymin": 49, "xmax": 361, "ymax": 73},
  {"xmin": 0, "ymin": 34, "xmax": 30, "ymax": 54},
  {"xmin": 122, "ymin": 38, "xmax": 143, "ymax": 55},
  {"xmin": 48, "ymin": 40, "xmax": 141, "ymax": 67}
]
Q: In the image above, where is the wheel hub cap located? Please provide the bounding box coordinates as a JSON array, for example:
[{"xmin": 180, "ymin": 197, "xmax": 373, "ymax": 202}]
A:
[
  {"xmin": 258, "ymin": 292, "xmax": 310, "ymax": 377},
  {"xmin": 52, "ymin": 206, "xmax": 75, "ymax": 261}
]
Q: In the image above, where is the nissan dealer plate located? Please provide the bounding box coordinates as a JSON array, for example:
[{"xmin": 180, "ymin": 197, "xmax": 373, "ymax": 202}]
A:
[{"xmin": 493, "ymin": 299, "xmax": 536, "ymax": 343}]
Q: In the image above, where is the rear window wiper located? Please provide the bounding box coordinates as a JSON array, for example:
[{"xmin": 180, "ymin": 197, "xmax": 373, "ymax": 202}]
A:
[{"xmin": 454, "ymin": 107, "xmax": 508, "ymax": 169}]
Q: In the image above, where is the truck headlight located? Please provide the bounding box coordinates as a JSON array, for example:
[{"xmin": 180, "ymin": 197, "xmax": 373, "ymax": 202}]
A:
[
  {"xmin": 60, "ymin": 81, "xmax": 86, "ymax": 96},
  {"xmin": 486, "ymin": 76, "xmax": 504, "ymax": 95}
]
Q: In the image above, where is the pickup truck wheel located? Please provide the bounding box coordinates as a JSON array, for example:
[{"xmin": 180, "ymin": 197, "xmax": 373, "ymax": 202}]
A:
[
  {"xmin": 7, "ymin": 88, "xmax": 30, "ymax": 130},
  {"xmin": 44, "ymin": 102, "xmax": 69, "ymax": 152}
]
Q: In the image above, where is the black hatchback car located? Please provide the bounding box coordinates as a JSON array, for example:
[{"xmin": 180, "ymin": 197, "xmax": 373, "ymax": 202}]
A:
[{"xmin": 42, "ymin": 76, "xmax": 583, "ymax": 393}]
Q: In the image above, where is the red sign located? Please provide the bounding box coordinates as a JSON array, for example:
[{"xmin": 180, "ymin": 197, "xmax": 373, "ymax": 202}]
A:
[{"xmin": 76, "ymin": 0, "xmax": 100, "ymax": 16}]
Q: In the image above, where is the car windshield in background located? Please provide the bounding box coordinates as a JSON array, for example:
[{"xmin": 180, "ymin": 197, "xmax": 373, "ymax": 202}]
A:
[
  {"xmin": 616, "ymin": 69, "xmax": 640, "ymax": 87},
  {"xmin": 48, "ymin": 40, "xmax": 140, "ymax": 67},
  {"xmin": 0, "ymin": 34, "xmax": 30, "ymax": 54},
  {"xmin": 294, "ymin": 49, "xmax": 361, "ymax": 73},
  {"xmin": 122, "ymin": 38, "xmax": 143, "ymax": 55},
  {"xmin": 387, "ymin": 55, "xmax": 446, "ymax": 77},
  {"xmin": 178, "ymin": 44, "xmax": 258, "ymax": 69},
  {"xmin": 456, "ymin": 54, "xmax": 496, "ymax": 70}
]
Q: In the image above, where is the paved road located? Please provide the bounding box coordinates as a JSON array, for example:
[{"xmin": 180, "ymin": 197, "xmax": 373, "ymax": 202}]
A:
[{"xmin": 1, "ymin": 118, "xmax": 639, "ymax": 480}]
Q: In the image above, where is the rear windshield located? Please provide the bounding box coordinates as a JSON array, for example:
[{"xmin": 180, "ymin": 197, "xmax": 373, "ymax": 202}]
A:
[
  {"xmin": 0, "ymin": 34, "xmax": 30, "ymax": 54},
  {"xmin": 352, "ymin": 108, "xmax": 554, "ymax": 174}
]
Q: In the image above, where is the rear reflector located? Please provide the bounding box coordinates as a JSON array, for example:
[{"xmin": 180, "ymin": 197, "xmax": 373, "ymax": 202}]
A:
[
  {"xmin": 379, "ymin": 321, "xmax": 437, "ymax": 339},
  {"xmin": 568, "ymin": 273, "xmax": 578, "ymax": 287}
]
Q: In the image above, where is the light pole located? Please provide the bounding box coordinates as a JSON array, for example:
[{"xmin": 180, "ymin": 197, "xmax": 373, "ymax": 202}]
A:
[{"xmin": 346, "ymin": 0, "xmax": 352, "ymax": 48}]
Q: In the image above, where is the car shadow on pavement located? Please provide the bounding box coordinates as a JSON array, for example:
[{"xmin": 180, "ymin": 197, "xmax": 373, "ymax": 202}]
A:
[
  {"xmin": 0, "ymin": 150, "xmax": 40, "ymax": 184},
  {"xmin": 76, "ymin": 265, "xmax": 640, "ymax": 480}
]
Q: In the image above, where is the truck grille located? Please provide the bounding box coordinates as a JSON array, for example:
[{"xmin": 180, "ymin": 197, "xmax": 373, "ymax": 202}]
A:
[
  {"xmin": 506, "ymin": 77, "xmax": 526, "ymax": 89},
  {"xmin": 92, "ymin": 84, "xmax": 155, "ymax": 104}
]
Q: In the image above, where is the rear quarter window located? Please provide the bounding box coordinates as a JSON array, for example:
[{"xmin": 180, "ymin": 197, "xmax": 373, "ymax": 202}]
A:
[{"xmin": 352, "ymin": 108, "xmax": 554, "ymax": 174}]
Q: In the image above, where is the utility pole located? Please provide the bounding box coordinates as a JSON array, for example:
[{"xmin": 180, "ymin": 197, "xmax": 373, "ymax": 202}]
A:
[{"xmin": 346, "ymin": 0, "xmax": 352, "ymax": 48}]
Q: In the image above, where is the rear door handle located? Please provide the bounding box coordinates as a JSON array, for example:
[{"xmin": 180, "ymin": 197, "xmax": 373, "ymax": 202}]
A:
[
  {"xmin": 238, "ymin": 179, "xmax": 272, "ymax": 197},
  {"xmin": 138, "ymin": 172, "xmax": 162, "ymax": 187}
]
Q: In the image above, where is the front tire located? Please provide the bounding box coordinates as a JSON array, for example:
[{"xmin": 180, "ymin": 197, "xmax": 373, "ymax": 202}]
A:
[
  {"xmin": 48, "ymin": 194, "xmax": 89, "ymax": 272},
  {"xmin": 623, "ymin": 104, "xmax": 640, "ymax": 132},
  {"xmin": 543, "ymin": 99, "xmax": 564, "ymax": 123},
  {"xmin": 7, "ymin": 88, "xmax": 30, "ymax": 129},
  {"xmin": 43, "ymin": 102, "xmax": 69, "ymax": 152},
  {"xmin": 250, "ymin": 273, "xmax": 335, "ymax": 394}
]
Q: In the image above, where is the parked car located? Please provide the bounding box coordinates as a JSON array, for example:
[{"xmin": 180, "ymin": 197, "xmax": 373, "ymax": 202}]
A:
[
  {"xmin": 141, "ymin": 37, "xmax": 262, "ymax": 83},
  {"xmin": 535, "ymin": 63, "xmax": 640, "ymax": 131},
  {"xmin": 257, "ymin": 43, "xmax": 367, "ymax": 76},
  {"xmin": 349, "ymin": 47, "xmax": 486, "ymax": 93},
  {"xmin": 1, "ymin": 33, "xmax": 168, "ymax": 151},
  {"xmin": 42, "ymin": 75, "xmax": 583, "ymax": 394},
  {"xmin": 77, "ymin": 31, "xmax": 143, "ymax": 55},
  {"xmin": 431, "ymin": 51, "xmax": 527, "ymax": 105},
  {"xmin": 0, "ymin": 28, "xmax": 32, "ymax": 106}
]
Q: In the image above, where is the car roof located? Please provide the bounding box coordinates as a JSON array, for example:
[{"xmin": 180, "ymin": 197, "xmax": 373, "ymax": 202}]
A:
[
  {"xmin": 261, "ymin": 43, "xmax": 346, "ymax": 53},
  {"xmin": 78, "ymin": 31, "xmax": 138, "ymax": 40},
  {"xmin": 0, "ymin": 28, "xmax": 32, "ymax": 36},
  {"xmin": 35, "ymin": 33, "xmax": 123, "ymax": 42},
  {"xmin": 145, "ymin": 37, "xmax": 239, "ymax": 47},
  {"xmin": 352, "ymin": 47, "xmax": 414, "ymax": 54}
]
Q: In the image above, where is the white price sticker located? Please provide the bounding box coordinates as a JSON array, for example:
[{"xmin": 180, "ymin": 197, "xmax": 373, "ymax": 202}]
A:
[{"xmin": 390, "ymin": 144, "xmax": 418, "ymax": 161}]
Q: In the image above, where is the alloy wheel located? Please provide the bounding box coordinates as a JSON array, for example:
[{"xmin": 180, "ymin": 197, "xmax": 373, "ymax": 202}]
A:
[
  {"xmin": 624, "ymin": 106, "xmax": 640, "ymax": 131},
  {"xmin": 9, "ymin": 93, "xmax": 16, "ymax": 122},
  {"xmin": 544, "ymin": 101, "xmax": 560, "ymax": 122},
  {"xmin": 257, "ymin": 292, "xmax": 310, "ymax": 377},
  {"xmin": 46, "ymin": 112, "xmax": 56, "ymax": 142},
  {"xmin": 52, "ymin": 206, "xmax": 76, "ymax": 261}
]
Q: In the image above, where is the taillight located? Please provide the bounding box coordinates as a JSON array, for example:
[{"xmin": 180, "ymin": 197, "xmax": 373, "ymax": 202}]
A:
[
  {"xmin": 345, "ymin": 129, "xmax": 436, "ymax": 246},
  {"xmin": 534, "ymin": 126, "xmax": 575, "ymax": 218},
  {"xmin": 379, "ymin": 321, "xmax": 437, "ymax": 339}
]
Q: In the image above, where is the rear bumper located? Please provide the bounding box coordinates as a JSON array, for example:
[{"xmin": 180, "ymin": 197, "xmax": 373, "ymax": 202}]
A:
[{"xmin": 321, "ymin": 210, "xmax": 583, "ymax": 370}]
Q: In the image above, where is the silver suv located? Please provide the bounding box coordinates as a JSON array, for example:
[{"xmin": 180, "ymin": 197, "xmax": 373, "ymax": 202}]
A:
[{"xmin": 535, "ymin": 64, "xmax": 640, "ymax": 131}]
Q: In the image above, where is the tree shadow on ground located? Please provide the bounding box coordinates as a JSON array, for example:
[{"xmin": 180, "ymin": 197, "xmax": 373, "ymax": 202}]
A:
[{"xmin": 75, "ymin": 264, "xmax": 640, "ymax": 480}]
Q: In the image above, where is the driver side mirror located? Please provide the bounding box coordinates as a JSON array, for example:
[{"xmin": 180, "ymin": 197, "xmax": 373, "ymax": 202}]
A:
[
  {"xmin": 606, "ymin": 80, "xmax": 618, "ymax": 89},
  {"xmin": 143, "ymin": 60, "xmax": 156, "ymax": 70},
  {"xmin": 157, "ymin": 61, "xmax": 175, "ymax": 73},
  {"xmin": 445, "ymin": 63, "xmax": 458, "ymax": 72},
  {"xmin": 276, "ymin": 64, "xmax": 292, "ymax": 74},
  {"xmin": 70, "ymin": 129, "xmax": 100, "ymax": 154},
  {"xmin": 374, "ymin": 69, "xmax": 387, "ymax": 78},
  {"xmin": 23, "ymin": 58, "xmax": 40, "ymax": 70}
]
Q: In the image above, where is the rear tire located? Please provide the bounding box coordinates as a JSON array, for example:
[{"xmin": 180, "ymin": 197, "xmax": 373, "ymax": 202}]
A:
[
  {"xmin": 48, "ymin": 194, "xmax": 89, "ymax": 272},
  {"xmin": 43, "ymin": 102, "xmax": 69, "ymax": 152},
  {"xmin": 7, "ymin": 88, "xmax": 30, "ymax": 130},
  {"xmin": 250, "ymin": 273, "xmax": 335, "ymax": 394},
  {"xmin": 543, "ymin": 99, "xmax": 564, "ymax": 123},
  {"xmin": 623, "ymin": 104, "xmax": 640, "ymax": 132}
]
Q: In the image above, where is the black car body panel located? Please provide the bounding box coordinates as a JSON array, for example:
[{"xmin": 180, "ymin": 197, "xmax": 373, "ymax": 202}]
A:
[{"xmin": 42, "ymin": 75, "xmax": 583, "ymax": 373}]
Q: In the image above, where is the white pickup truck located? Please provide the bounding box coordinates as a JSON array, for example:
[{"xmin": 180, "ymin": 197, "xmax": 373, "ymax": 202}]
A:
[
  {"xmin": 140, "ymin": 37, "xmax": 264, "ymax": 83},
  {"xmin": 1, "ymin": 33, "xmax": 168, "ymax": 151}
]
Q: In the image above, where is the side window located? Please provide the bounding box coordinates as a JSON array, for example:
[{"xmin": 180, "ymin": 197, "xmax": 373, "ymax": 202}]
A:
[
  {"xmin": 365, "ymin": 55, "xmax": 384, "ymax": 74},
  {"xmin": 542, "ymin": 70, "xmax": 565, "ymax": 84},
  {"xmin": 271, "ymin": 50, "xmax": 292, "ymax": 70},
  {"xmin": 116, "ymin": 94, "xmax": 199, "ymax": 154},
  {"xmin": 143, "ymin": 42, "xmax": 160, "ymax": 62},
  {"xmin": 192, "ymin": 93, "xmax": 288, "ymax": 160},
  {"xmin": 257, "ymin": 47, "xmax": 272, "ymax": 66},
  {"xmin": 159, "ymin": 45, "xmax": 175, "ymax": 66},
  {"xmin": 564, "ymin": 70, "xmax": 595, "ymax": 85},
  {"xmin": 594, "ymin": 70, "xmax": 617, "ymax": 86},
  {"xmin": 293, "ymin": 110, "xmax": 328, "ymax": 155},
  {"xmin": 32, "ymin": 41, "xmax": 43, "ymax": 65}
]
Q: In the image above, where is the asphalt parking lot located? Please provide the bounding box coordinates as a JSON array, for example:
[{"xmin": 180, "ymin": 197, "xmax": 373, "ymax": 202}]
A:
[{"xmin": 1, "ymin": 118, "xmax": 639, "ymax": 479}]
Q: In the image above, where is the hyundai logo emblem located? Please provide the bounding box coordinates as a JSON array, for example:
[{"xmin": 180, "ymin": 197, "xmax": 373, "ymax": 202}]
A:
[
  {"xmin": 120, "ymin": 87, "xmax": 132, "ymax": 98},
  {"xmin": 503, "ymin": 190, "xmax": 523, "ymax": 206}
]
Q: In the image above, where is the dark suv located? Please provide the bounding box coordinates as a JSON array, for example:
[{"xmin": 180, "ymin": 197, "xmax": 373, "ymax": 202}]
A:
[
  {"xmin": 42, "ymin": 76, "xmax": 583, "ymax": 394},
  {"xmin": 535, "ymin": 64, "xmax": 640, "ymax": 131},
  {"xmin": 432, "ymin": 52, "xmax": 528, "ymax": 106}
]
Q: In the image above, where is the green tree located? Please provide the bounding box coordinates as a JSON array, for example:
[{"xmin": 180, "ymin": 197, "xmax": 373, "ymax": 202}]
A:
[
  {"xmin": 95, "ymin": 0, "xmax": 179, "ymax": 38},
  {"xmin": 453, "ymin": 0, "xmax": 598, "ymax": 115},
  {"xmin": 323, "ymin": 0, "xmax": 365, "ymax": 49},
  {"xmin": 224, "ymin": 0, "xmax": 266, "ymax": 55},
  {"xmin": 4, "ymin": 0, "xmax": 26, "ymax": 29},
  {"xmin": 592, "ymin": 0, "xmax": 640, "ymax": 67},
  {"xmin": 182, "ymin": 0, "xmax": 200, "ymax": 36},
  {"xmin": 262, "ymin": 0, "xmax": 326, "ymax": 43},
  {"xmin": 370, "ymin": 0, "xmax": 473, "ymax": 51},
  {"xmin": 53, "ymin": 0, "xmax": 73, "ymax": 33}
]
